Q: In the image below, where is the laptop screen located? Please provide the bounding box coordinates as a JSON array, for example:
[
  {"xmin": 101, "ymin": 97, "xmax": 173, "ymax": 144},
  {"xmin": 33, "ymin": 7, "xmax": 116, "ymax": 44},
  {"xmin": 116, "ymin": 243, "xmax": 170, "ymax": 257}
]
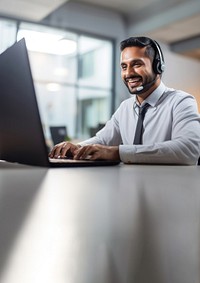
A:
[{"xmin": 0, "ymin": 39, "xmax": 50, "ymax": 166}]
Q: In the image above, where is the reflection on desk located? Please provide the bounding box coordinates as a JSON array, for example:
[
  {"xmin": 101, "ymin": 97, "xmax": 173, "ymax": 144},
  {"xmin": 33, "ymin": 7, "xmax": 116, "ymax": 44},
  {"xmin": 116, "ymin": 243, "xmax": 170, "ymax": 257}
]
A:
[{"xmin": 0, "ymin": 163, "xmax": 200, "ymax": 283}]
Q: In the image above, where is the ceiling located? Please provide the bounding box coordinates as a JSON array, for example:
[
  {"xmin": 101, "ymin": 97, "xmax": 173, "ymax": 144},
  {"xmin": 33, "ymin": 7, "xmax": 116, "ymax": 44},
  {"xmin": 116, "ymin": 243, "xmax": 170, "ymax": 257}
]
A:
[
  {"xmin": 0, "ymin": 0, "xmax": 199, "ymax": 60},
  {"xmin": 0, "ymin": 0, "xmax": 69, "ymax": 21},
  {"xmin": 73, "ymin": 0, "xmax": 200, "ymax": 60}
]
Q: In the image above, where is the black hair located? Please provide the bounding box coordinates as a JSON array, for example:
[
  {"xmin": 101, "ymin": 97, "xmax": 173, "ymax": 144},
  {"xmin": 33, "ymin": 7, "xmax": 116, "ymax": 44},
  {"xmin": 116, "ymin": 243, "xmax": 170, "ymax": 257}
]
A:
[{"xmin": 120, "ymin": 36, "xmax": 156, "ymax": 62}]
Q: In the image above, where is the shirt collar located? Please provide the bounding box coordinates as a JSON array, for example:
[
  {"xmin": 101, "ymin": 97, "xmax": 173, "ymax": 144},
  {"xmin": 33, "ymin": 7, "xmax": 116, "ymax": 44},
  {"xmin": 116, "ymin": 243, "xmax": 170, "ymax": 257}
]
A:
[
  {"xmin": 134, "ymin": 81, "xmax": 166, "ymax": 108},
  {"xmin": 144, "ymin": 81, "xmax": 166, "ymax": 107}
]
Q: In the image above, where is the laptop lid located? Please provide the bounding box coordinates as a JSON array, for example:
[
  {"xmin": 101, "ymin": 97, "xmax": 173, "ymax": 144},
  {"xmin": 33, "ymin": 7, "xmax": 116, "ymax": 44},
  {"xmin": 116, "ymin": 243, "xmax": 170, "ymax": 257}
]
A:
[
  {"xmin": 0, "ymin": 39, "xmax": 50, "ymax": 167},
  {"xmin": 0, "ymin": 39, "xmax": 119, "ymax": 168}
]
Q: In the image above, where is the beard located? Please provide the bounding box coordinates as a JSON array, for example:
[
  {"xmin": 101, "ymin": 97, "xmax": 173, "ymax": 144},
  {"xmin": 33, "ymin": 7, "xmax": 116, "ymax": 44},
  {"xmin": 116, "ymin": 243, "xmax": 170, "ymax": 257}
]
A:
[{"xmin": 123, "ymin": 74, "xmax": 156, "ymax": 95}]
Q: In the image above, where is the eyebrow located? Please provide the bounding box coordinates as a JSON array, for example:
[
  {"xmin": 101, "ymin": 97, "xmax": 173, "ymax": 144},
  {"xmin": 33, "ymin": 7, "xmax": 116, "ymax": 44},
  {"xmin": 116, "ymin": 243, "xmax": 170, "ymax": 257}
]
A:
[{"xmin": 120, "ymin": 58, "xmax": 144, "ymax": 66}]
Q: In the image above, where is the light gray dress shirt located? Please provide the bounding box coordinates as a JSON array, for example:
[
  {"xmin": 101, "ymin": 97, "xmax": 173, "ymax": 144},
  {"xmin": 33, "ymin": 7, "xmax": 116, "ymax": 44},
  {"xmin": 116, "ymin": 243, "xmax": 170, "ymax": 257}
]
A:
[{"xmin": 80, "ymin": 82, "xmax": 200, "ymax": 165}]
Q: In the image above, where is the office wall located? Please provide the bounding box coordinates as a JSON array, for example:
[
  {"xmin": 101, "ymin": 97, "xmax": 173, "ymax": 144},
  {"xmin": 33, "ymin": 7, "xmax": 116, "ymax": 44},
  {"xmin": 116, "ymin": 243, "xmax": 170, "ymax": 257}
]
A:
[
  {"xmin": 161, "ymin": 44, "xmax": 200, "ymax": 111},
  {"xmin": 43, "ymin": 1, "xmax": 200, "ymax": 112}
]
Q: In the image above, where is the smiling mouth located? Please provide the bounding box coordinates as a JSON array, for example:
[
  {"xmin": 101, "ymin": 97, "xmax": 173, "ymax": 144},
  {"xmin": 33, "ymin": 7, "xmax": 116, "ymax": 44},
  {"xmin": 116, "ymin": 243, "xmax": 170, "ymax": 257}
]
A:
[{"xmin": 125, "ymin": 77, "xmax": 142, "ymax": 88}]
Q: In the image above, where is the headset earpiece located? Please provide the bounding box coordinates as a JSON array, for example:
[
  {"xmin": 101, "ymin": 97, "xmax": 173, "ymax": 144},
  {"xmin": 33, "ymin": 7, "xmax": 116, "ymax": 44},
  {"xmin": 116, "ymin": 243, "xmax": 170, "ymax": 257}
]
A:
[{"xmin": 151, "ymin": 40, "xmax": 165, "ymax": 74}]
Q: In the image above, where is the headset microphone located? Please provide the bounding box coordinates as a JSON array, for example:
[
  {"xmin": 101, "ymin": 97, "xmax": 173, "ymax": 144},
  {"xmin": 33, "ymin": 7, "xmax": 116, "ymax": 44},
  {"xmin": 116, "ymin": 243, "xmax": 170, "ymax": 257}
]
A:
[
  {"xmin": 135, "ymin": 76, "xmax": 157, "ymax": 94},
  {"xmin": 136, "ymin": 86, "xmax": 144, "ymax": 92}
]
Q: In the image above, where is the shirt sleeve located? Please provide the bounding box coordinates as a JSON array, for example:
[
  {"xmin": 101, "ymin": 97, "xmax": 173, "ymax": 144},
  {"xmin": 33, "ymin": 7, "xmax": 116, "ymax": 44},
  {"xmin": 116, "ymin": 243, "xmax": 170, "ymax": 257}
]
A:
[{"xmin": 119, "ymin": 95, "xmax": 200, "ymax": 165}]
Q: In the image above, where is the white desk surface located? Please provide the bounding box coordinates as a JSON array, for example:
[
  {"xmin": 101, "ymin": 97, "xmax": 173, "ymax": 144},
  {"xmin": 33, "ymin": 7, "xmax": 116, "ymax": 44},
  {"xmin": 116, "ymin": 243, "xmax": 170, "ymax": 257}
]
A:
[{"xmin": 0, "ymin": 161, "xmax": 200, "ymax": 283}]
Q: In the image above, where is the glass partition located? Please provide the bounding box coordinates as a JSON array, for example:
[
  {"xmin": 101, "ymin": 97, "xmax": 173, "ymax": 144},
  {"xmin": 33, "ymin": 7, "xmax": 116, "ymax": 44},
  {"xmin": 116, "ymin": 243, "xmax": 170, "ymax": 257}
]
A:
[
  {"xmin": 0, "ymin": 19, "xmax": 114, "ymax": 145},
  {"xmin": 0, "ymin": 18, "xmax": 17, "ymax": 53}
]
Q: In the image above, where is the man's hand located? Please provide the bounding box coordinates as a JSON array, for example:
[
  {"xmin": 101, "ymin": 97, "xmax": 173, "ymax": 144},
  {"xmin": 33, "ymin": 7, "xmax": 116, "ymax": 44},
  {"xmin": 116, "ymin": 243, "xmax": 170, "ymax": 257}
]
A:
[
  {"xmin": 49, "ymin": 142, "xmax": 81, "ymax": 159},
  {"xmin": 74, "ymin": 144, "xmax": 120, "ymax": 161}
]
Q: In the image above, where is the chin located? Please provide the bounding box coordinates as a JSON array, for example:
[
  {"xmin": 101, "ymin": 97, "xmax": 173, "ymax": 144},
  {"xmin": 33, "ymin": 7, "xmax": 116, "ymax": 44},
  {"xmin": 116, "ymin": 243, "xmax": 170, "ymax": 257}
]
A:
[{"xmin": 128, "ymin": 87, "xmax": 137, "ymax": 94}]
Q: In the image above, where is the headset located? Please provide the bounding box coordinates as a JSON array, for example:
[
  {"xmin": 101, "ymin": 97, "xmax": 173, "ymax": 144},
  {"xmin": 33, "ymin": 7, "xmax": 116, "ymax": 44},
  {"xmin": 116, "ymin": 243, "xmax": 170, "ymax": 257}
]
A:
[
  {"xmin": 135, "ymin": 39, "xmax": 165, "ymax": 92},
  {"xmin": 150, "ymin": 39, "xmax": 165, "ymax": 74}
]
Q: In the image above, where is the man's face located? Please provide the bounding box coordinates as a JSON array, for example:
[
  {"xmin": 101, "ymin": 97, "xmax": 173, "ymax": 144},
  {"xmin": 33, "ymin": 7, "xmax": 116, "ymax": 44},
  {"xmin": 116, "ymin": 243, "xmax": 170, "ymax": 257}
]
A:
[{"xmin": 120, "ymin": 46, "xmax": 155, "ymax": 94}]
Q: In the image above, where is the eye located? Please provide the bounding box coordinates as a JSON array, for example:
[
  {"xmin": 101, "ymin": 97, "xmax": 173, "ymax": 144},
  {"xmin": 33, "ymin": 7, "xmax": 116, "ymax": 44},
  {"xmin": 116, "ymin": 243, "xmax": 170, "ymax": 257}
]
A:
[
  {"xmin": 133, "ymin": 62, "xmax": 142, "ymax": 68},
  {"xmin": 121, "ymin": 64, "xmax": 127, "ymax": 71}
]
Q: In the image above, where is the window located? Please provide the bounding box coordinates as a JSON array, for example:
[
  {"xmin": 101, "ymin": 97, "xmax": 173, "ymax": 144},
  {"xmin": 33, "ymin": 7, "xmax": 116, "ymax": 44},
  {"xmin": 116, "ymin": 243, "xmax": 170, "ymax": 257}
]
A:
[
  {"xmin": 0, "ymin": 19, "xmax": 114, "ymax": 145},
  {"xmin": 0, "ymin": 18, "xmax": 17, "ymax": 53},
  {"xmin": 78, "ymin": 51, "xmax": 94, "ymax": 79}
]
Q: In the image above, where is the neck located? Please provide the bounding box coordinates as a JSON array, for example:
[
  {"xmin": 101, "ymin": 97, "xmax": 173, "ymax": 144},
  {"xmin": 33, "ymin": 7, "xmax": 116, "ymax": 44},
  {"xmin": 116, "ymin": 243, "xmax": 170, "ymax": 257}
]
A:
[{"xmin": 136, "ymin": 77, "xmax": 161, "ymax": 104}]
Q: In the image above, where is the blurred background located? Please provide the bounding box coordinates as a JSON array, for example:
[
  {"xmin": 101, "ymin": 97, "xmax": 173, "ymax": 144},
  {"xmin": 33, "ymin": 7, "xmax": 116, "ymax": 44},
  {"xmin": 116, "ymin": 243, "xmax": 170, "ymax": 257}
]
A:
[{"xmin": 0, "ymin": 0, "xmax": 199, "ymax": 145}]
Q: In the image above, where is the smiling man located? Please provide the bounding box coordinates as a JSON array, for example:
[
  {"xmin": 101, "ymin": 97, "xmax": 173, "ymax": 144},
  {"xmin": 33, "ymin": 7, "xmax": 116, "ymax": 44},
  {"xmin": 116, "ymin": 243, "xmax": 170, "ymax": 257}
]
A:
[{"xmin": 49, "ymin": 36, "xmax": 200, "ymax": 165}]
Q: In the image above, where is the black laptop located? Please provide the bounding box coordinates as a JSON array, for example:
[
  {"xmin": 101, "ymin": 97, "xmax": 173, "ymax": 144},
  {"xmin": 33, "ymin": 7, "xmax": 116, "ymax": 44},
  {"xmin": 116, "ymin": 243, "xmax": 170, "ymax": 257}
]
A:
[{"xmin": 0, "ymin": 39, "xmax": 119, "ymax": 167}]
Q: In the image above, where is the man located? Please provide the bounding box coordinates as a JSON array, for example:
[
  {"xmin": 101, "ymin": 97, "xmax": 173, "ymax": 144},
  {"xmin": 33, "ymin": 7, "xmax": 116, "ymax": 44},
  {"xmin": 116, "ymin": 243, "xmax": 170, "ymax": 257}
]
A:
[{"xmin": 49, "ymin": 36, "xmax": 200, "ymax": 165}]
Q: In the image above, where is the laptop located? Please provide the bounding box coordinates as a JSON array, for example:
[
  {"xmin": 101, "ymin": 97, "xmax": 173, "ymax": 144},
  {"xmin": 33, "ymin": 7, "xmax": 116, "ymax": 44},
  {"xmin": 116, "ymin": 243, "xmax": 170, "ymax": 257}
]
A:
[{"xmin": 0, "ymin": 39, "xmax": 119, "ymax": 167}]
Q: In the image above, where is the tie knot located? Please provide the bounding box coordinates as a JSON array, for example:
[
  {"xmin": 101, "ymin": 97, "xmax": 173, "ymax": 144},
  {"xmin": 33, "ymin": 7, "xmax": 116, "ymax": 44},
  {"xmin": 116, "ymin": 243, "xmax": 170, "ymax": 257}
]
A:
[{"xmin": 139, "ymin": 103, "xmax": 149, "ymax": 117}]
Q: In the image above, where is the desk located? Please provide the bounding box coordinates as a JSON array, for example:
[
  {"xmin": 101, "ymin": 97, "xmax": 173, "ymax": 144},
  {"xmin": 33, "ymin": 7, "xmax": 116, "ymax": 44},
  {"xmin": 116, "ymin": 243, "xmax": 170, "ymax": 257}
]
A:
[{"xmin": 0, "ymin": 162, "xmax": 200, "ymax": 283}]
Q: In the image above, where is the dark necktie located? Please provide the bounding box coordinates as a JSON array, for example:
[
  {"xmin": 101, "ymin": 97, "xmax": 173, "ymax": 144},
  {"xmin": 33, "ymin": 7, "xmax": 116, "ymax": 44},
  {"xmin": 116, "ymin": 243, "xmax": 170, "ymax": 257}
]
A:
[{"xmin": 133, "ymin": 103, "xmax": 149, "ymax": 145}]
